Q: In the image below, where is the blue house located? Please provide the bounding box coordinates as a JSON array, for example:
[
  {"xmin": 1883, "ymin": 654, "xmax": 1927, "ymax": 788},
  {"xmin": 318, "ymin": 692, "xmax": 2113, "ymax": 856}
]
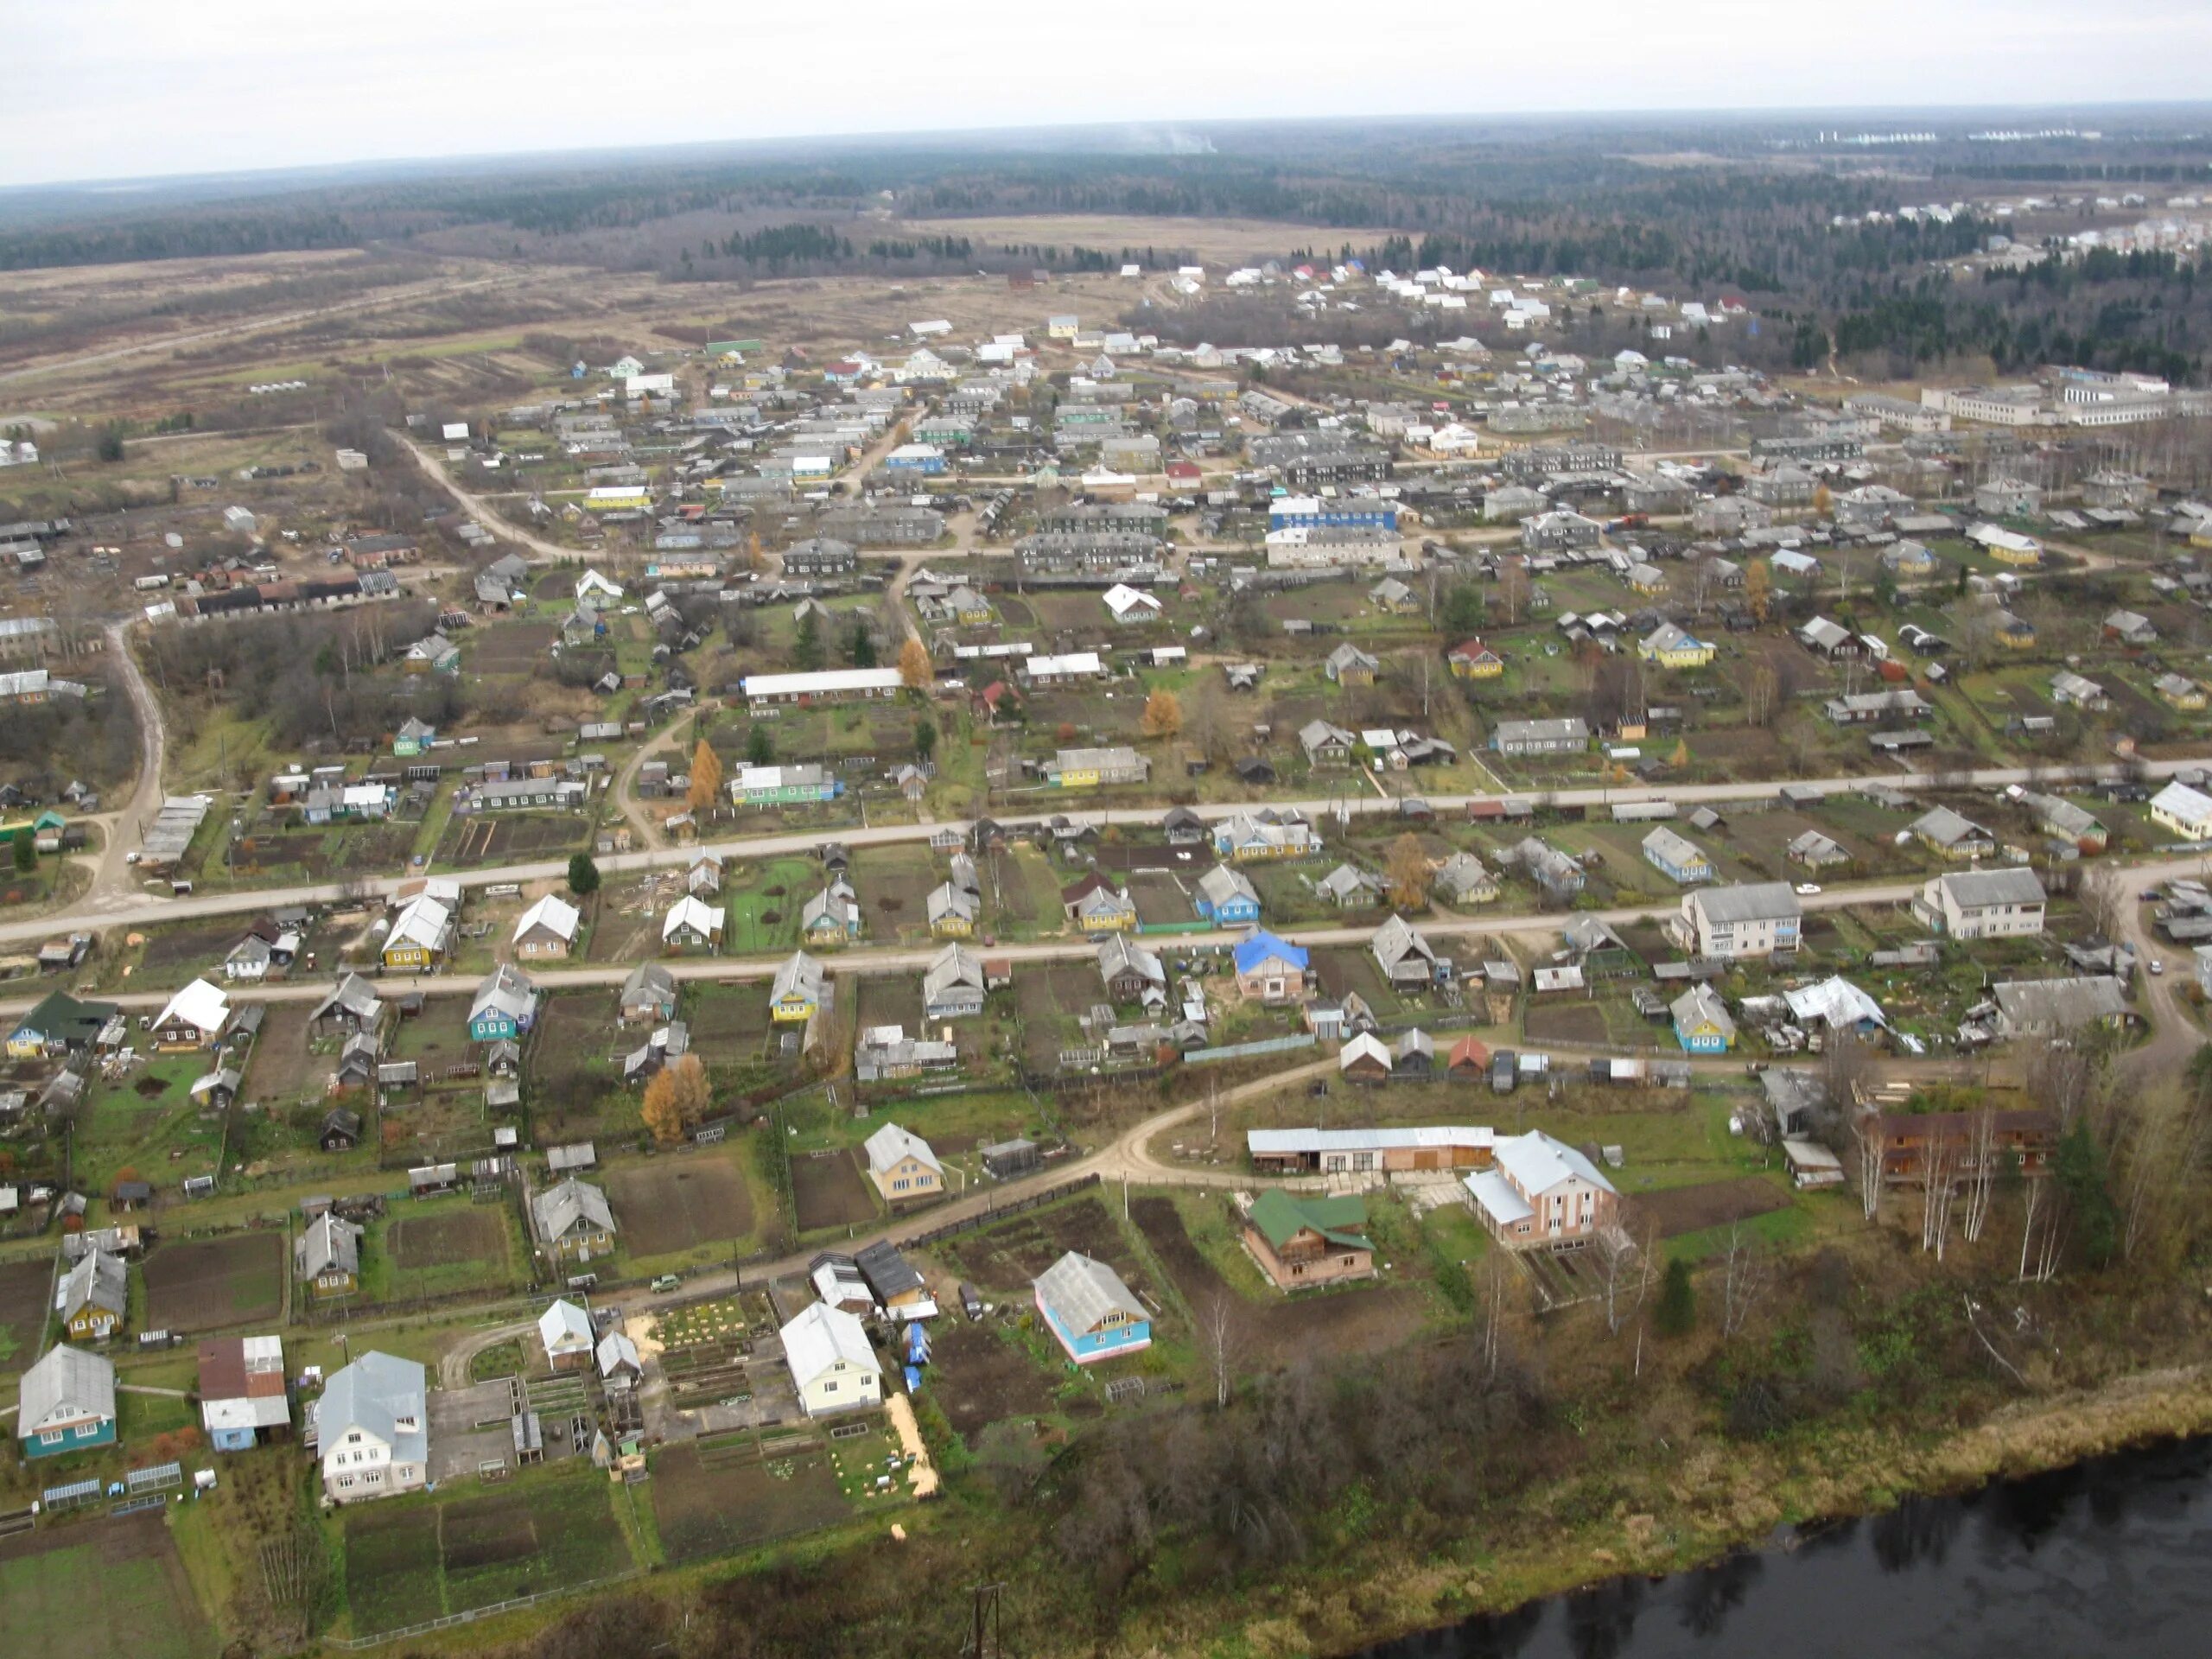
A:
[
  {"xmin": 1034, "ymin": 1251, "xmax": 1151, "ymax": 1364},
  {"xmin": 1193, "ymin": 864, "xmax": 1262, "ymax": 925},
  {"xmin": 468, "ymin": 963, "xmax": 537, "ymax": 1042},
  {"xmin": 884, "ymin": 443, "xmax": 947, "ymax": 474},
  {"xmin": 1670, "ymin": 985, "xmax": 1736, "ymax": 1054},
  {"xmin": 1640, "ymin": 827, "xmax": 1714, "ymax": 887},
  {"xmin": 18, "ymin": 1345, "xmax": 117, "ymax": 1459}
]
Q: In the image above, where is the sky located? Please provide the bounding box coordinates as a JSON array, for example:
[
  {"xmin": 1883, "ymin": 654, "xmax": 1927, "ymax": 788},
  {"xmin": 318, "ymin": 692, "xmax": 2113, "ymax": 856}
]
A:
[{"xmin": 5, "ymin": 0, "xmax": 2212, "ymax": 189}]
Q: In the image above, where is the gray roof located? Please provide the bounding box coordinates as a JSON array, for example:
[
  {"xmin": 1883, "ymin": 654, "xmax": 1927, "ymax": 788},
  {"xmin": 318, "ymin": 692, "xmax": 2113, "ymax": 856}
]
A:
[
  {"xmin": 296, "ymin": 1212, "xmax": 362, "ymax": 1279},
  {"xmin": 620, "ymin": 961, "xmax": 678, "ymax": 1009},
  {"xmin": 311, "ymin": 973, "xmax": 385, "ymax": 1025},
  {"xmin": 19, "ymin": 1344, "xmax": 115, "ymax": 1436},
  {"xmin": 1993, "ymin": 976, "xmax": 2130, "ymax": 1033},
  {"xmin": 1370, "ymin": 912, "xmax": 1437, "ymax": 972},
  {"xmin": 1692, "ymin": 881, "xmax": 1802, "ymax": 925},
  {"xmin": 534, "ymin": 1176, "xmax": 615, "ymax": 1241},
  {"xmin": 1034, "ymin": 1250, "xmax": 1144, "ymax": 1334},
  {"xmin": 470, "ymin": 963, "xmax": 537, "ymax": 1026},
  {"xmin": 1911, "ymin": 805, "xmax": 1991, "ymax": 847},
  {"xmin": 922, "ymin": 942, "xmax": 986, "ymax": 1004},
  {"xmin": 315, "ymin": 1351, "xmax": 426, "ymax": 1468},
  {"xmin": 60, "ymin": 1249, "xmax": 127, "ymax": 1321},
  {"xmin": 1940, "ymin": 868, "xmax": 2047, "ymax": 908}
]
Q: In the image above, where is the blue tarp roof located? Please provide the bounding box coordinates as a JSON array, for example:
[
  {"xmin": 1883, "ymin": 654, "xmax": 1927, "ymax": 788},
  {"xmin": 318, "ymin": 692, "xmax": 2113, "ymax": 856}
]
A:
[
  {"xmin": 1233, "ymin": 931, "xmax": 1309, "ymax": 975},
  {"xmin": 904, "ymin": 1364, "xmax": 923, "ymax": 1393}
]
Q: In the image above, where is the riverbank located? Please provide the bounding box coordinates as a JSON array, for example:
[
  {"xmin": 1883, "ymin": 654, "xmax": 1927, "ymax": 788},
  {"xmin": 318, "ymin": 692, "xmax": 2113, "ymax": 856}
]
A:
[{"xmin": 1251, "ymin": 1362, "xmax": 2212, "ymax": 1659}]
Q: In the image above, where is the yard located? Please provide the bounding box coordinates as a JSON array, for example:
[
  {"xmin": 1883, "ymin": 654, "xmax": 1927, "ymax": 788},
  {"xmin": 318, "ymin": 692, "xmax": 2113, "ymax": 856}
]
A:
[
  {"xmin": 0, "ymin": 1255, "xmax": 49, "ymax": 1370},
  {"xmin": 372, "ymin": 1201, "xmax": 519, "ymax": 1302}
]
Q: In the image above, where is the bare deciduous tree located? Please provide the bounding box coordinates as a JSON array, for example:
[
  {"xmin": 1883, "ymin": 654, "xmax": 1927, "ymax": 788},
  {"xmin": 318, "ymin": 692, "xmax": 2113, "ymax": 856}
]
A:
[
  {"xmin": 1961, "ymin": 1103, "xmax": 1999, "ymax": 1243},
  {"xmin": 1719, "ymin": 1222, "xmax": 1770, "ymax": 1341},
  {"xmin": 1198, "ymin": 1293, "xmax": 1239, "ymax": 1410}
]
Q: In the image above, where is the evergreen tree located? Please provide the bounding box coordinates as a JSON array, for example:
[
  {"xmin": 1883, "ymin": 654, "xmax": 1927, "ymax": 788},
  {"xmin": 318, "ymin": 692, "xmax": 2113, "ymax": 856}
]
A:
[{"xmin": 1656, "ymin": 1257, "xmax": 1695, "ymax": 1336}]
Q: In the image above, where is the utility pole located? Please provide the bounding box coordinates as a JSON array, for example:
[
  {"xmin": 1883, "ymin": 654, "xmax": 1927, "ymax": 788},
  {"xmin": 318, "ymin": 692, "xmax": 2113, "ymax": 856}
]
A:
[{"xmin": 962, "ymin": 1581, "xmax": 1007, "ymax": 1659}]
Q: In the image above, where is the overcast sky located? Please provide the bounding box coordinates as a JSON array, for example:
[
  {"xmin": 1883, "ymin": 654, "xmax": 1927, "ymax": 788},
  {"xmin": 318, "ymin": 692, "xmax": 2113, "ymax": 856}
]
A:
[{"xmin": 6, "ymin": 0, "xmax": 2210, "ymax": 189}]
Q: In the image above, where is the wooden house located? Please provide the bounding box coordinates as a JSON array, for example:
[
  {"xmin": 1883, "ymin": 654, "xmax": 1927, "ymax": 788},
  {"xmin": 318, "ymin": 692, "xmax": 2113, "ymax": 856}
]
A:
[{"xmin": 1243, "ymin": 1191, "xmax": 1376, "ymax": 1290}]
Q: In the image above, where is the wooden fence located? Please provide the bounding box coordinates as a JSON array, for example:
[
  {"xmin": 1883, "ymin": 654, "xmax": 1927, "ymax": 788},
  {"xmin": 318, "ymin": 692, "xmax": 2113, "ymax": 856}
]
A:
[{"xmin": 897, "ymin": 1173, "xmax": 1101, "ymax": 1251}]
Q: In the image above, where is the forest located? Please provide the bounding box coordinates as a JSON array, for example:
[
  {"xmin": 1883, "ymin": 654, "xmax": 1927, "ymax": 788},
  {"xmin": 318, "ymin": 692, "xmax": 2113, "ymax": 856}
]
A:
[{"xmin": 3, "ymin": 116, "xmax": 2209, "ymax": 378}]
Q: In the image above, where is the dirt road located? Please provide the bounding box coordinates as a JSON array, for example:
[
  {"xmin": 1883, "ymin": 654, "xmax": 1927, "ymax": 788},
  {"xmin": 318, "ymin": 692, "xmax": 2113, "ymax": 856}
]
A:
[{"xmin": 79, "ymin": 620, "xmax": 168, "ymax": 912}]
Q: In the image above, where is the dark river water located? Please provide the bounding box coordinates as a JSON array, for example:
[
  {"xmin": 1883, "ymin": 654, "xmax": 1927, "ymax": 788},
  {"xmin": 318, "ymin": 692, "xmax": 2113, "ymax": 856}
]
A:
[{"xmin": 1359, "ymin": 1436, "xmax": 2210, "ymax": 1659}]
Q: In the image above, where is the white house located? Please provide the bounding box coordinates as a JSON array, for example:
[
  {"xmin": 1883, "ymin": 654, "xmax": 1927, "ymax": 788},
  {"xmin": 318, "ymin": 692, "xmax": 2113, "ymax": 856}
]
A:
[
  {"xmin": 512, "ymin": 893, "xmax": 582, "ymax": 958},
  {"xmin": 662, "ymin": 894, "xmax": 725, "ymax": 950},
  {"xmin": 315, "ymin": 1351, "xmax": 428, "ymax": 1503},
  {"xmin": 1913, "ymin": 868, "xmax": 2047, "ymax": 940},
  {"xmin": 2150, "ymin": 780, "xmax": 2212, "ymax": 841},
  {"xmin": 537, "ymin": 1299, "xmax": 596, "ymax": 1372},
  {"xmin": 1103, "ymin": 583, "xmax": 1163, "ymax": 623},
  {"xmin": 1670, "ymin": 882, "xmax": 1802, "ymax": 960},
  {"xmin": 779, "ymin": 1301, "xmax": 882, "ymax": 1418}
]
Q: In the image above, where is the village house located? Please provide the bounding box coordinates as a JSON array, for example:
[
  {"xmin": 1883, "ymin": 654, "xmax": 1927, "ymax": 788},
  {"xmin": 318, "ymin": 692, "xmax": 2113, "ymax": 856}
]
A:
[
  {"xmin": 467, "ymin": 963, "xmax": 537, "ymax": 1042},
  {"xmin": 296, "ymin": 1212, "xmax": 363, "ymax": 1298},
  {"xmin": 921, "ymin": 942, "xmax": 988, "ymax": 1020},
  {"xmin": 1325, "ymin": 642, "xmax": 1380, "ymax": 685},
  {"xmin": 2150, "ymin": 780, "xmax": 2212, "ymax": 840},
  {"xmin": 620, "ymin": 962, "xmax": 680, "ymax": 1024},
  {"xmin": 1910, "ymin": 805, "xmax": 1997, "ymax": 860},
  {"xmin": 1465, "ymin": 1130, "xmax": 1621, "ymax": 1250},
  {"xmin": 1243, "ymin": 1191, "xmax": 1376, "ymax": 1290},
  {"xmin": 6, "ymin": 989, "xmax": 118, "ymax": 1059},
  {"xmin": 1034, "ymin": 1251, "xmax": 1151, "ymax": 1363},
  {"xmin": 662, "ymin": 894, "xmax": 725, "ymax": 950},
  {"xmin": 1193, "ymin": 863, "xmax": 1262, "ymax": 925},
  {"xmin": 1046, "ymin": 747, "xmax": 1150, "ymax": 788},
  {"xmin": 58, "ymin": 1248, "xmax": 127, "ymax": 1341},
  {"xmin": 382, "ymin": 894, "xmax": 451, "ymax": 970},
  {"xmin": 198, "ymin": 1335, "xmax": 288, "ymax": 1452},
  {"xmin": 801, "ymin": 878, "xmax": 864, "ymax": 944},
  {"xmin": 1670, "ymin": 882, "xmax": 1802, "ymax": 959},
  {"xmin": 17, "ymin": 1345, "xmax": 117, "ymax": 1459},
  {"xmin": 1992, "ymin": 976, "xmax": 2134, "ymax": 1039},
  {"xmin": 1491, "ymin": 716, "xmax": 1589, "ymax": 756},
  {"xmin": 533, "ymin": 1177, "xmax": 617, "ymax": 1263},
  {"xmin": 1370, "ymin": 913, "xmax": 1443, "ymax": 989},
  {"xmin": 512, "ymin": 893, "xmax": 581, "ymax": 959},
  {"xmin": 1865, "ymin": 1108, "xmax": 2058, "ymax": 1186},
  {"xmin": 1638, "ymin": 622, "xmax": 1715, "ymax": 669},
  {"xmin": 1448, "ymin": 638, "xmax": 1504, "ymax": 678},
  {"xmin": 771, "ymin": 950, "xmax": 828, "ymax": 1022},
  {"xmin": 1914, "ymin": 868, "xmax": 2047, "ymax": 939},
  {"xmin": 537, "ymin": 1300, "xmax": 596, "ymax": 1373},
  {"xmin": 315, "ymin": 1351, "xmax": 428, "ymax": 1503},
  {"xmin": 863, "ymin": 1122, "xmax": 944, "ymax": 1204},
  {"xmin": 1098, "ymin": 934, "xmax": 1169, "ymax": 1008},
  {"xmin": 151, "ymin": 977, "xmax": 230, "ymax": 1050},
  {"xmin": 1064, "ymin": 874, "xmax": 1139, "ymax": 933},
  {"xmin": 781, "ymin": 1301, "xmax": 882, "ymax": 1418},
  {"xmin": 1433, "ymin": 851, "xmax": 1499, "ymax": 905},
  {"xmin": 1671, "ymin": 984, "xmax": 1737, "ymax": 1052},
  {"xmin": 1214, "ymin": 810, "xmax": 1317, "ymax": 861},
  {"xmin": 1641, "ymin": 826, "xmax": 1714, "ymax": 886},
  {"xmin": 1233, "ymin": 931, "xmax": 1308, "ymax": 1001}
]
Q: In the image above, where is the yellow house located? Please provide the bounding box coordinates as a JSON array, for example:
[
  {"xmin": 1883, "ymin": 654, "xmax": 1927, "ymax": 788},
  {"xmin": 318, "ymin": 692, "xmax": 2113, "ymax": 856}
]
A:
[
  {"xmin": 1993, "ymin": 611, "xmax": 2037, "ymax": 649},
  {"xmin": 770, "ymin": 951, "xmax": 825, "ymax": 1022},
  {"xmin": 382, "ymin": 894, "xmax": 451, "ymax": 969},
  {"xmin": 1448, "ymin": 639, "xmax": 1503, "ymax": 679},
  {"xmin": 2155, "ymin": 673, "xmax": 2208, "ymax": 711},
  {"xmin": 1637, "ymin": 624, "xmax": 1716, "ymax": 670},
  {"xmin": 864, "ymin": 1123, "xmax": 944, "ymax": 1203}
]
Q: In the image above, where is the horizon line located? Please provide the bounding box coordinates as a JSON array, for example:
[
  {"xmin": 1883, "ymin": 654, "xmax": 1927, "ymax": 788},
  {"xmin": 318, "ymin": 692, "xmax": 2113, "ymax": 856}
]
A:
[{"xmin": 7, "ymin": 97, "xmax": 2212, "ymax": 200}]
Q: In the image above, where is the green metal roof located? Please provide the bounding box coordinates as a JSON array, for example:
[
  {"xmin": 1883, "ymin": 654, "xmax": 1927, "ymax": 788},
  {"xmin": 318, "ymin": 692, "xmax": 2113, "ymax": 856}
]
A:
[{"xmin": 1248, "ymin": 1189, "xmax": 1372, "ymax": 1253}]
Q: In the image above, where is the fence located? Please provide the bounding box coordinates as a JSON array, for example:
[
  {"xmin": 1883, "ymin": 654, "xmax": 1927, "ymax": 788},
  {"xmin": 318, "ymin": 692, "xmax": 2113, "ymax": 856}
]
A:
[
  {"xmin": 1185, "ymin": 1032, "xmax": 1317, "ymax": 1066},
  {"xmin": 326, "ymin": 1571, "xmax": 644, "ymax": 1650},
  {"xmin": 899, "ymin": 1173, "xmax": 1101, "ymax": 1251}
]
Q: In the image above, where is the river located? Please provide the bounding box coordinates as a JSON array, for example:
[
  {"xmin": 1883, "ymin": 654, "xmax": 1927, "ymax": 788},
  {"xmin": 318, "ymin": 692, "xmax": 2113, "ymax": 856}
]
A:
[{"xmin": 1359, "ymin": 1436, "xmax": 2209, "ymax": 1659}]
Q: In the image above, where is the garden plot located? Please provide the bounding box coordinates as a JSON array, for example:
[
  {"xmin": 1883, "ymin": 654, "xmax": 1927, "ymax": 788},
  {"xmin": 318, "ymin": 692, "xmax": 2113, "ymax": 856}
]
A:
[
  {"xmin": 791, "ymin": 1148, "xmax": 875, "ymax": 1231},
  {"xmin": 143, "ymin": 1230, "xmax": 284, "ymax": 1332},
  {"xmin": 0, "ymin": 1509, "xmax": 214, "ymax": 1659},
  {"xmin": 0, "ymin": 1257, "xmax": 51, "ymax": 1368},
  {"xmin": 850, "ymin": 844, "xmax": 937, "ymax": 946},
  {"xmin": 927, "ymin": 1319, "xmax": 1061, "ymax": 1442},
  {"xmin": 606, "ymin": 1156, "xmax": 757, "ymax": 1258},
  {"xmin": 650, "ymin": 1438, "xmax": 850, "ymax": 1564},
  {"xmin": 939, "ymin": 1194, "xmax": 1147, "ymax": 1300},
  {"xmin": 1627, "ymin": 1176, "xmax": 1791, "ymax": 1240}
]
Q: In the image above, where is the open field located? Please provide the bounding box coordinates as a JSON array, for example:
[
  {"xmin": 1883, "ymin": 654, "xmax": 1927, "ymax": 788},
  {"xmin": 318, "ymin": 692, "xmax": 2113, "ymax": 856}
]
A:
[
  {"xmin": 791, "ymin": 1148, "xmax": 874, "ymax": 1232},
  {"xmin": 143, "ymin": 1230, "xmax": 284, "ymax": 1332},
  {"xmin": 0, "ymin": 1510, "xmax": 216, "ymax": 1659},
  {"xmin": 652, "ymin": 1438, "xmax": 851, "ymax": 1564},
  {"xmin": 607, "ymin": 1156, "xmax": 757, "ymax": 1257}
]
